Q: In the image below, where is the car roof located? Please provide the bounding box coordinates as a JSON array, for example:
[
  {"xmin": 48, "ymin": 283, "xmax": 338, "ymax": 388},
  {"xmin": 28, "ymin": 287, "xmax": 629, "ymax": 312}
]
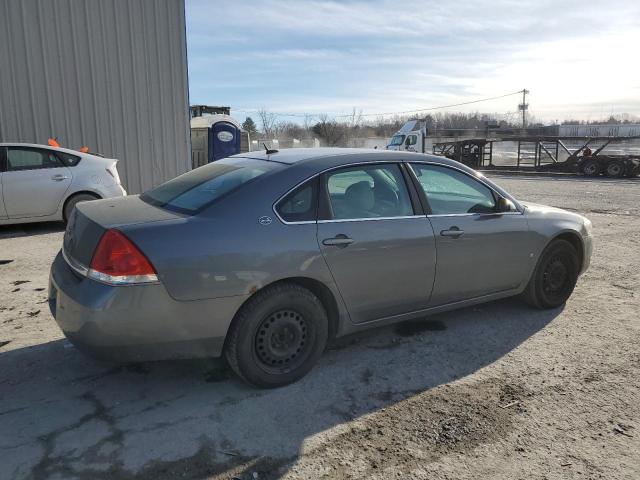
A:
[
  {"xmin": 0, "ymin": 142, "xmax": 108, "ymax": 160},
  {"xmin": 232, "ymin": 147, "xmax": 467, "ymax": 170},
  {"xmin": 234, "ymin": 147, "xmax": 376, "ymax": 164}
]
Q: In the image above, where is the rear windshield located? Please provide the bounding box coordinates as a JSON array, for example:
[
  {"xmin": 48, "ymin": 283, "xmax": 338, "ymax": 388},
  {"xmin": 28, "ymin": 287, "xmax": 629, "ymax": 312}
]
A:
[{"xmin": 140, "ymin": 158, "xmax": 278, "ymax": 214}]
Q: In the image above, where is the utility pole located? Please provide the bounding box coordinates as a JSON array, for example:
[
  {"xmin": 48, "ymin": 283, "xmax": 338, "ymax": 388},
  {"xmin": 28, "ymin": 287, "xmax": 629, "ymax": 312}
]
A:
[{"xmin": 518, "ymin": 89, "xmax": 529, "ymax": 129}]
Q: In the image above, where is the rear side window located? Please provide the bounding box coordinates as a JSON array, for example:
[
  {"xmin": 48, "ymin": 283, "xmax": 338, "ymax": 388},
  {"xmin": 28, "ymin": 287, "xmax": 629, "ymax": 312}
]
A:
[
  {"xmin": 56, "ymin": 151, "xmax": 81, "ymax": 167},
  {"xmin": 141, "ymin": 159, "xmax": 277, "ymax": 214},
  {"xmin": 325, "ymin": 164, "xmax": 413, "ymax": 220},
  {"xmin": 276, "ymin": 179, "xmax": 317, "ymax": 223}
]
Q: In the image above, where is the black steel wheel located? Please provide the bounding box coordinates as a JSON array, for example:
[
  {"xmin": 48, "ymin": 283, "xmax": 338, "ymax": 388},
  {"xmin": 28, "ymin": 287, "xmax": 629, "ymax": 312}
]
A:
[
  {"xmin": 605, "ymin": 160, "xmax": 625, "ymax": 178},
  {"xmin": 581, "ymin": 159, "xmax": 600, "ymax": 177},
  {"xmin": 224, "ymin": 283, "xmax": 328, "ymax": 388},
  {"xmin": 254, "ymin": 309, "xmax": 310, "ymax": 374},
  {"xmin": 522, "ymin": 239, "xmax": 580, "ymax": 309},
  {"xmin": 541, "ymin": 254, "xmax": 572, "ymax": 303}
]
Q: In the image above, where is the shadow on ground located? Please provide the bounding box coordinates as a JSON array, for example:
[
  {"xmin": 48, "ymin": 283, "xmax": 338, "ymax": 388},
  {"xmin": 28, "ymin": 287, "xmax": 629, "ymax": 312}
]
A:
[
  {"xmin": 0, "ymin": 298, "xmax": 560, "ymax": 479},
  {"xmin": 0, "ymin": 222, "xmax": 65, "ymax": 240}
]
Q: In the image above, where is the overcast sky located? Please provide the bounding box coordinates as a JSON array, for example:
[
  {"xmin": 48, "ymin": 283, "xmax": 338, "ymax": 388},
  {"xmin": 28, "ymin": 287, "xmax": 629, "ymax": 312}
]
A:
[{"xmin": 186, "ymin": 0, "xmax": 640, "ymax": 124}]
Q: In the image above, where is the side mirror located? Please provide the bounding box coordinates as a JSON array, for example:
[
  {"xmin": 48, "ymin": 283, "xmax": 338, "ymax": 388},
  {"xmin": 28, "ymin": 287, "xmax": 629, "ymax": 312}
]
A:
[{"xmin": 496, "ymin": 196, "xmax": 514, "ymax": 213}]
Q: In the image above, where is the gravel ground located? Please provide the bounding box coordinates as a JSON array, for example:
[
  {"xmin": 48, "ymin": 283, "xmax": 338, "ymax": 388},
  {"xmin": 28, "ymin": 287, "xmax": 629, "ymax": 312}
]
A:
[{"xmin": 0, "ymin": 174, "xmax": 639, "ymax": 480}]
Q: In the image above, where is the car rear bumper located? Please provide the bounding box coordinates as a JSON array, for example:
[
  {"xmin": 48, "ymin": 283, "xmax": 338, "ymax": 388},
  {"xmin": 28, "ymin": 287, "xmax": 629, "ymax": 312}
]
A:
[{"xmin": 48, "ymin": 251, "xmax": 248, "ymax": 362}]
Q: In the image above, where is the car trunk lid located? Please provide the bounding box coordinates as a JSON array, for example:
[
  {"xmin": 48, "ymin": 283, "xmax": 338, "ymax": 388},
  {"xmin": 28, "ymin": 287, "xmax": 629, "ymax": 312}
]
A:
[{"xmin": 63, "ymin": 195, "xmax": 184, "ymax": 269}]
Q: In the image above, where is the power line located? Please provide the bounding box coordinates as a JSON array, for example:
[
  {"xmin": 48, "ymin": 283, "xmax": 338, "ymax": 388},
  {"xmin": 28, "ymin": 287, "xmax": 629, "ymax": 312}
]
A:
[
  {"xmin": 335, "ymin": 90, "xmax": 525, "ymax": 118},
  {"xmin": 233, "ymin": 108, "xmax": 315, "ymax": 118},
  {"xmin": 234, "ymin": 89, "xmax": 526, "ymax": 120}
]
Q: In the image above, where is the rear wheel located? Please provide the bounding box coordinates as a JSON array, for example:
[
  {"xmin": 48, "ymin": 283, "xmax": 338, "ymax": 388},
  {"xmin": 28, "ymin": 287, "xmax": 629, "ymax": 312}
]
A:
[
  {"xmin": 224, "ymin": 283, "xmax": 328, "ymax": 388},
  {"xmin": 581, "ymin": 159, "xmax": 601, "ymax": 177},
  {"xmin": 63, "ymin": 193, "xmax": 99, "ymax": 223},
  {"xmin": 522, "ymin": 239, "xmax": 579, "ymax": 309},
  {"xmin": 624, "ymin": 159, "xmax": 639, "ymax": 177},
  {"xmin": 604, "ymin": 160, "xmax": 625, "ymax": 178}
]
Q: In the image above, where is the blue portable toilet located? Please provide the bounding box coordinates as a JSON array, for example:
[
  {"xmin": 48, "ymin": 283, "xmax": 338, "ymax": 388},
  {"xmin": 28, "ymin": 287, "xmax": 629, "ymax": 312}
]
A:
[{"xmin": 190, "ymin": 115, "xmax": 246, "ymax": 167}]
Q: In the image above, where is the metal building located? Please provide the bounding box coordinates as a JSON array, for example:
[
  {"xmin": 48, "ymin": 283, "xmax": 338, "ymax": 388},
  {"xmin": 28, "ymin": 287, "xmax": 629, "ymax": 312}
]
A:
[{"xmin": 0, "ymin": 0, "xmax": 190, "ymax": 194}]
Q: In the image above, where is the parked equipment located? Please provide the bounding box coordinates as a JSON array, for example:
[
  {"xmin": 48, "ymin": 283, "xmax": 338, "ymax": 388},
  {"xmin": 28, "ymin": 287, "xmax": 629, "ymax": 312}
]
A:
[
  {"xmin": 564, "ymin": 153, "xmax": 639, "ymax": 178},
  {"xmin": 386, "ymin": 120, "xmax": 428, "ymax": 153},
  {"xmin": 0, "ymin": 142, "xmax": 126, "ymax": 225},
  {"xmin": 433, "ymin": 136, "xmax": 640, "ymax": 177},
  {"xmin": 190, "ymin": 115, "xmax": 250, "ymax": 168},
  {"xmin": 432, "ymin": 139, "xmax": 490, "ymax": 169},
  {"xmin": 50, "ymin": 148, "xmax": 592, "ymax": 388}
]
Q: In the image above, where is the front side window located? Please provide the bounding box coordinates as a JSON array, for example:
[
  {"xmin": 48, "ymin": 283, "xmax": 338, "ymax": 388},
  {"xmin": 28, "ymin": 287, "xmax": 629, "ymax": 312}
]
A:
[
  {"xmin": 141, "ymin": 158, "xmax": 278, "ymax": 214},
  {"xmin": 325, "ymin": 164, "xmax": 413, "ymax": 220},
  {"xmin": 276, "ymin": 179, "xmax": 317, "ymax": 223},
  {"xmin": 7, "ymin": 148, "xmax": 63, "ymax": 171},
  {"xmin": 405, "ymin": 135, "xmax": 417, "ymax": 146},
  {"xmin": 411, "ymin": 164, "xmax": 496, "ymax": 215}
]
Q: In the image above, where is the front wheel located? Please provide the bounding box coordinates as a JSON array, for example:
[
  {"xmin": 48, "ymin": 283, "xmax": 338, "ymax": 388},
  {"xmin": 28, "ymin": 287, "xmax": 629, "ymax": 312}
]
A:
[
  {"xmin": 522, "ymin": 239, "xmax": 580, "ymax": 309},
  {"xmin": 224, "ymin": 283, "xmax": 328, "ymax": 388}
]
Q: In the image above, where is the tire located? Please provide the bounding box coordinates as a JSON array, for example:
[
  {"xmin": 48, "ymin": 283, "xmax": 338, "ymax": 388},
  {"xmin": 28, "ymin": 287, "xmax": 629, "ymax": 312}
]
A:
[
  {"xmin": 224, "ymin": 283, "xmax": 329, "ymax": 388},
  {"xmin": 604, "ymin": 160, "xmax": 625, "ymax": 178},
  {"xmin": 522, "ymin": 239, "xmax": 580, "ymax": 309},
  {"xmin": 63, "ymin": 193, "xmax": 99, "ymax": 223},
  {"xmin": 624, "ymin": 159, "xmax": 639, "ymax": 177},
  {"xmin": 581, "ymin": 159, "xmax": 601, "ymax": 177}
]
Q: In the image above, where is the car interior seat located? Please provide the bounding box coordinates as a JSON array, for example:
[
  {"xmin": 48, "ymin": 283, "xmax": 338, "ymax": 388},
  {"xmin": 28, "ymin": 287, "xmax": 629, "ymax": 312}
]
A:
[{"xmin": 343, "ymin": 180, "xmax": 376, "ymax": 218}]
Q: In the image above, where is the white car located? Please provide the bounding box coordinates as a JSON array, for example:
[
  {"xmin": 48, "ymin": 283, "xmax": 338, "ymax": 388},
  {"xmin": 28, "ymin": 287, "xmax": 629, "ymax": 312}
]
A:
[{"xmin": 0, "ymin": 143, "xmax": 126, "ymax": 225}]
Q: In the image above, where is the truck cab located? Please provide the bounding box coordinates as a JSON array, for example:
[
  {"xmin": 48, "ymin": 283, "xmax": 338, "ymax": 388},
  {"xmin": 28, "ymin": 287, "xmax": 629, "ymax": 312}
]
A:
[{"xmin": 385, "ymin": 120, "xmax": 427, "ymax": 153}]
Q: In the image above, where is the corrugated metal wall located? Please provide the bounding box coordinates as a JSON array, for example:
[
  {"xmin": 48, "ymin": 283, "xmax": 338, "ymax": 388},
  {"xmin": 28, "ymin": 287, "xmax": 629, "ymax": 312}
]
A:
[{"xmin": 0, "ymin": 0, "xmax": 190, "ymax": 194}]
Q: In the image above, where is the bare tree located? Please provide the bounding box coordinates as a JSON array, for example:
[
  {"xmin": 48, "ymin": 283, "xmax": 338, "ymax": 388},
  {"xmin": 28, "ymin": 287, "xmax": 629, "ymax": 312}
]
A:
[
  {"xmin": 257, "ymin": 108, "xmax": 278, "ymax": 137},
  {"xmin": 313, "ymin": 114, "xmax": 345, "ymax": 146},
  {"xmin": 274, "ymin": 121, "xmax": 306, "ymax": 139},
  {"xmin": 345, "ymin": 107, "xmax": 363, "ymax": 129},
  {"xmin": 303, "ymin": 114, "xmax": 315, "ymax": 136}
]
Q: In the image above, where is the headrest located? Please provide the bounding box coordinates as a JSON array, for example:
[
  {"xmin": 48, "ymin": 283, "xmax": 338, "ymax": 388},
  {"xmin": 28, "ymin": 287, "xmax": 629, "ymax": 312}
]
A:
[{"xmin": 344, "ymin": 180, "xmax": 374, "ymax": 212}]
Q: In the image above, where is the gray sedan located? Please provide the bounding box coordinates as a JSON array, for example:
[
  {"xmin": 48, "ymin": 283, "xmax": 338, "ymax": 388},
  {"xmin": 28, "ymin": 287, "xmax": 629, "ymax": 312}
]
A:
[{"xmin": 49, "ymin": 149, "xmax": 592, "ymax": 387}]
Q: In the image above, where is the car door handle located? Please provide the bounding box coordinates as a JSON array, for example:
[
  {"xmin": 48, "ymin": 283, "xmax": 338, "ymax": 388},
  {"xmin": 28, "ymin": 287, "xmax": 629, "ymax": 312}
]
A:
[
  {"xmin": 440, "ymin": 227, "xmax": 464, "ymax": 238},
  {"xmin": 51, "ymin": 174, "xmax": 69, "ymax": 181},
  {"xmin": 322, "ymin": 236, "xmax": 354, "ymax": 246}
]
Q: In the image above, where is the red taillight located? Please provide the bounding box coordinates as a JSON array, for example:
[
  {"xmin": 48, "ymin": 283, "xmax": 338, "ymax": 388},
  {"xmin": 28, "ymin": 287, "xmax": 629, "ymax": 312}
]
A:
[{"xmin": 89, "ymin": 229, "xmax": 157, "ymax": 284}]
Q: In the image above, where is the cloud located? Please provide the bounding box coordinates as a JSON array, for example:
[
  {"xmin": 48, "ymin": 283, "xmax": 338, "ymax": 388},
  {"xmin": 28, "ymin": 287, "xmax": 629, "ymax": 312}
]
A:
[{"xmin": 186, "ymin": 0, "xmax": 640, "ymax": 122}]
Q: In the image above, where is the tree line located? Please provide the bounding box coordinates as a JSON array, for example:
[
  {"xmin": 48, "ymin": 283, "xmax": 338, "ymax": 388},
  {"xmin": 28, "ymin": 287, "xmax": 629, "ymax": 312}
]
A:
[{"xmin": 241, "ymin": 110, "xmax": 640, "ymax": 147}]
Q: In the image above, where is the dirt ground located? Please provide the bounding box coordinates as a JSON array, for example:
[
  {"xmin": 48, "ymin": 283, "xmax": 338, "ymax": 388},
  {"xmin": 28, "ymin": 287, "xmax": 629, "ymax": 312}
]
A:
[{"xmin": 1, "ymin": 174, "xmax": 639, "ymax": 480}]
